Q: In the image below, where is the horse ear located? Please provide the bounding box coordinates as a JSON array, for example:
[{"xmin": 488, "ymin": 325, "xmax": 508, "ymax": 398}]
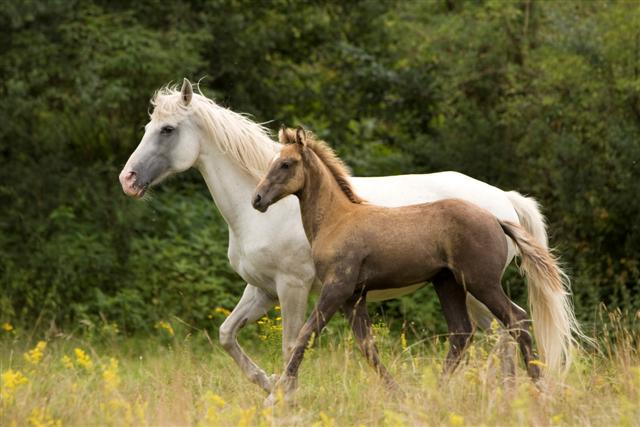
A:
[
  {"xmin": 278, "ymin": 124, "xmax": 289, "ymax": 144},
  {"xmin": 181, "ymin": 78, "xmax": 193, "ymax": 105},
  {"xmin": 278, "ymin": 126, "xmax": 299, "ymax": 145},
  {"xmin": 295, "ymin": 127, "xmax": 306, "ymax": 147}
]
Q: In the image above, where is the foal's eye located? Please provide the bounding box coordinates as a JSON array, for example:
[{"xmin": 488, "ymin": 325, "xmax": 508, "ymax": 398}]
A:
[
  {"xmin": 160, "ymin": 125, "xmax": 175, "ymax": 135},
  {"xmin": 280, "ymin": 162, "xmax": 290, "ymax": 170}
]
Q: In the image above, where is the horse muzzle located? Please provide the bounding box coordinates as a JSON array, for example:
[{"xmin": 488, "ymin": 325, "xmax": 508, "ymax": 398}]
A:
[
  {"xmin": 119, "ymin": 169, "xmax": 148, "ymax": 198},
  {"xmin": 252, "ymin": 193, "xmax": 269, "ymax": 213}
]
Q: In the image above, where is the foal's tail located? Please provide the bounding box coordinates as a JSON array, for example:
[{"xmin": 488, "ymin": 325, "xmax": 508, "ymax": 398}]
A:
[{"xmin": 499, "ymin": 221, "xmax": 585, "ymax": 374}]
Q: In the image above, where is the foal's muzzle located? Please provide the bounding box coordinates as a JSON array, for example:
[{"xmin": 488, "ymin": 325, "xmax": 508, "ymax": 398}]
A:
[{"xmin": 252, "ymin": 193, "xmax": 268, "ymax": 213}]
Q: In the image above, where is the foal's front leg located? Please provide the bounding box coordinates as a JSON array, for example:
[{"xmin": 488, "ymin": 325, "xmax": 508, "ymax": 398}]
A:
[
  {"xmin": 265, "ymin": 280, "xmax": 354, "ymax": 406},
  {"xmin": 343, "ymin": 293, "xmax": 400, "ymax": 392}
]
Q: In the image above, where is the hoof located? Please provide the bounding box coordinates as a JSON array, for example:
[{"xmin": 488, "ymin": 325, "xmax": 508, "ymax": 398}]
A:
[
  {"xmin": 527, "ymin": 360, "xmax": 543, "ymax": 381},
  {"xmin": 263, "ymin": 375, "xmax": 297, "ymax": 406},
  {"xmin": 263, "ymin": 393, "xmax": 279, "ymax": 407},
  {"xmin": 267, "ymin": 373, "xmax": 280, "ymax": 390}
]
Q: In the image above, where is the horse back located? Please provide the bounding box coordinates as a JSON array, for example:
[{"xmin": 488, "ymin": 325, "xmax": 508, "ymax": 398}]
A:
[{"xmin": 312, "ymin": 199, "xmax": 509, "ymax": 291}]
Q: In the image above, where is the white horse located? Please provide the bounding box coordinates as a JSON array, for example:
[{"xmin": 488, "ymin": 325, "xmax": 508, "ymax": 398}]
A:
[{"xmin": 119, "ymin": 79, "xmax": 552, "ymax": 392}]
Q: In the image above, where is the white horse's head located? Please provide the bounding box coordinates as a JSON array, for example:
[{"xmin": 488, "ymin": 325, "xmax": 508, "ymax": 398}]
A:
[{"xmin": 119, "ymin": 79, "xmax": 201, "ymax": 198}]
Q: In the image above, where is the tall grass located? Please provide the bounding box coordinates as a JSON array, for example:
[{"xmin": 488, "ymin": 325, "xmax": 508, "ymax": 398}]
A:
[{"xmin": 1, "ymin": 308, "xmax": 638, "ymax": 426}]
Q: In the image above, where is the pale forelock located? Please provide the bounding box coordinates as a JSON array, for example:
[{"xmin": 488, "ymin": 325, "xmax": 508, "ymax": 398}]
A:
[{"xmin": 150, "ymin": 84, "xmax": 279, "ymax": 178}]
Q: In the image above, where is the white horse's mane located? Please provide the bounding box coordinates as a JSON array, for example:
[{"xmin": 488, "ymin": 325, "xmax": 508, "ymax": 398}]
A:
[{"xmin": 150, "ymin": 85, "xmax": 279, "ymax": 178}]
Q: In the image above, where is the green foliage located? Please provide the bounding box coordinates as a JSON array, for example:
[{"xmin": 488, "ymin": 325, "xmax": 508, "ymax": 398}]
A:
[{"xmin": 0, "ymin": 0, "xmax": 638, "ymax": 336}]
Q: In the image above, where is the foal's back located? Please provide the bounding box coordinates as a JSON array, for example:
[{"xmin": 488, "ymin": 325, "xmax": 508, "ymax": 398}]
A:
[{"xmin": 313, "ymin": 198, "xmax": 509, "ymax": 291}]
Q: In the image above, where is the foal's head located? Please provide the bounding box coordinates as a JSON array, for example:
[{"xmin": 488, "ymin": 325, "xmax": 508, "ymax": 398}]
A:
[
  {"xmin": 252, "ymin": 127, "xmax": 307, "ymax": 212},
  {"xmin": 119, "ymin": 79, "xmax": 202, "ymax": 198}
]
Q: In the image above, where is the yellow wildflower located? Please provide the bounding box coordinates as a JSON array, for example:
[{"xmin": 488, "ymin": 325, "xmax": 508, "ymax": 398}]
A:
[
  {"xmin": 490, "ymin": 318, "xmax": 500, "ymax": 334},
  {"xmin": 204, "ymin": 391, "xmax": 226, "ymax": 408},
  {"xmin": 202, "ymin": 391, "xmax": 226, "ymax": 423},
  {"xmin": 312, "ymin": 411, "xmax": 335, "ymax": 427},
  {"xmin": 27, "ymin": 407, "xmax": 61, "ymax": 427},
  {"xmin": 102, "ymin": 358, "xmax": 121, "ymax": 391},
  {"xmin": 551, "ymin": 414, "xmax": 563, "ymax": 424},
  {"xmin": 260, "ymin": 407, "xmax": 274, "ymax": 427},
  {"xmin": 61, "ymin": 355, "xmax": 74, "ymax": 369},
  {"xmin": 1, "ymin": 369, "xmax": 29, "ymax": 404},
  {"xmin": 467, "ymin": 344, "xmax": 476, "ymax": 360},
  {"xmin": 2, "ymin": 322, "xmax": 13, "ymax": 332},
  {"xmin": 214, "ymin": 307, "xmax": 231, "ymax": 317},
  {"xmin": 400, "ymin": 331, "xmax": 408, "ymax": 351},
  {"xmin": 449, "ymin": 413, "xmax": 464, "ymax": 426},
  {"xmin": 154, "ymin": 320, "xmax": 175, "ymax": 336},
  {"xmin": 24, "ymin": 341, "xmax": 47, "ymax": 365},
  {"xmin": 383, "ymin": 409, "xmax": 405, "ymax": 426},
  {"xmin": 528, "ymin": 360, "xmax": 547, "ymax": 367},
  {"xmin": 236, "ymin": 406, "xmax": 256, "ymax": 427},
  {"xmin": 103, "ymin": 397, "xmax": 147, "ymax": 425},
  {"xmin": 74, "ymin": 348, "xmax": 94, "ymax": 371}
]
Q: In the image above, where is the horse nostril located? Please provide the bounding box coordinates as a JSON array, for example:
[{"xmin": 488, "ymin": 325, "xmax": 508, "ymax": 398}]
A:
[
  {"xmin": 254, "ymin": 194, "xmax": 262, "ymax": 205},
  {"xmin": 119, "ymin": 169, "xmax": 137, "ymax": 188}
]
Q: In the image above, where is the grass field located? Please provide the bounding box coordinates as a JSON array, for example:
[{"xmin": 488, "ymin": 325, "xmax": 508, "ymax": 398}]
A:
[{"xmin": 1, "ymin": 309, "xmax": 638, "ymax": 427}]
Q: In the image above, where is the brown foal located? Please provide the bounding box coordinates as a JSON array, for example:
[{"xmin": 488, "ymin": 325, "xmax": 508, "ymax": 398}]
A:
[{"xmin": 252, "ymin": 127, "xmax": 579, "ymax": 404}]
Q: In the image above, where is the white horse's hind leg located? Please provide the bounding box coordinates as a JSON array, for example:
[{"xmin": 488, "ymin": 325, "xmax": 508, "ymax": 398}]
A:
[
  {"xmin": 219, "ymin": 284, "xmax": 276, "ymax": 392},
  {"xmin": 467, "ymin": 294, "xmax": 517, "ymax": 378},
  {"xmin": 466, "ymin": 293, "xmax": 499, "ymax": 330}
]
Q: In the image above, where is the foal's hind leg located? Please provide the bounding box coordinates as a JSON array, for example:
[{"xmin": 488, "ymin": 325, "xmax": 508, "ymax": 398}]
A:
[
  {"xmin": 433, "ymin": 271, "xmax": 473, "ymax": 375},
  {"xmin": 342, "ymin": 293, "xmax": 400, "ymax": 391},
  {"xmin": 466, "ymin": 281, "xmax": 541, "ymax": 380}
]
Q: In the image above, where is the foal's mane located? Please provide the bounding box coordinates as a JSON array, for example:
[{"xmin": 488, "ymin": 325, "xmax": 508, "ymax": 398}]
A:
[
  {"xmin": 282, "ymin": 128, "xmax": 365, "ymax": 204},
  {"xmin": 150, "ymin": 84, "xmax": 278, "ymax": 178}
]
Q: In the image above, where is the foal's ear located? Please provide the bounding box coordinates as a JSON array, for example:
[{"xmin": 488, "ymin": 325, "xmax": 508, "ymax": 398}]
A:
[
  {"xmin": 295, "ymin": 126, "xmax": 307, "ymax": 147},
  {"xmin": 278, "ymin": 125, "xmax": 289, "ymax": 144},
  {"xmin": 181, "ymin": 78, "xmax": 193, "ymax": 106},
  {"xmin": 278, "ymin": 126, "xmax": 297, "ymax": 144}
]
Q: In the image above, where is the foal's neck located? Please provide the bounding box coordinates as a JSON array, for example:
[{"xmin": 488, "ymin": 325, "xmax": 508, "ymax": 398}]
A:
[{"xmin": 297, "ymin": 152, "xmax": 357, "ymax": 242}]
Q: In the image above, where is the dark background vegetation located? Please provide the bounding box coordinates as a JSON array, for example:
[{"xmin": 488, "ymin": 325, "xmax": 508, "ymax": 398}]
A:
[{"xmin": 1, "ymin": 0, "xmax": 638, "ymax": 338}]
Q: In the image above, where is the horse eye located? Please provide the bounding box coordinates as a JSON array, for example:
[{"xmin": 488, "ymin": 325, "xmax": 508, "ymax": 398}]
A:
[
  {"xmin": 280, "ymin": 162, "xmax": 290, "ymax": 170},
  {"xmin": 160, "ymin": 125, "xmax": 175, "ymax": 135}
]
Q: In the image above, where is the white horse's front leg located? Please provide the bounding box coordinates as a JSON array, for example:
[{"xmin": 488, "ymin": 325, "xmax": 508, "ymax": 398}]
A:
[
  {"xmin": 277, "ymin": 277, "xmax": 312, "ymax": 364},
  {"xmin": 219, "ymin": 284, "xmax": 277, "ymax": 392}
]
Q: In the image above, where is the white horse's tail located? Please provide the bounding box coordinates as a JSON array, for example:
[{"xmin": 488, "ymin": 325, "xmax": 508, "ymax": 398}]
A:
[
  {"xmin": 467, "ymin": 191, "xmax": 553, "ymax": 331},
  {"xmin": 506, "ymin": 191, "xmax": 549, "ymax": 249},
  {"xmin": 499, "ymin": 221, "xmax": 584, "ymax": 374}
]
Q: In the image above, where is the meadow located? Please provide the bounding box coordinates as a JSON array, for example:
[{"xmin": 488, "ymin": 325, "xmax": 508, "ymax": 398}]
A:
[
  {"xmin": 2, "ymin": 307, "xmax": 638, "ymax": 427},
  {"xmin": 2, "ymin": 2, "xmax": 639, "ymax": 425}
]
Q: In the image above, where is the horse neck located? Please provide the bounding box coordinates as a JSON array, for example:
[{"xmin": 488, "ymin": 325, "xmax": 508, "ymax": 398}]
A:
[
  {"xmin": 298, "ymin": 151, "xmax": 356, "ymax": 242},
  {"xmin": 195, "ymin": 129, "xmax": 278, "ymax": 234}
]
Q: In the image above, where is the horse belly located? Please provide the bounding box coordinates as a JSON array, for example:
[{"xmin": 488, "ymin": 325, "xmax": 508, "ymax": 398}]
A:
[
  {"xmin": 367, "ymin": 283, "xmax": 426, "ymax": 301},
  {"xmin": 360, "ymin": 251, "xmax": 443, "ymax": 292}
]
